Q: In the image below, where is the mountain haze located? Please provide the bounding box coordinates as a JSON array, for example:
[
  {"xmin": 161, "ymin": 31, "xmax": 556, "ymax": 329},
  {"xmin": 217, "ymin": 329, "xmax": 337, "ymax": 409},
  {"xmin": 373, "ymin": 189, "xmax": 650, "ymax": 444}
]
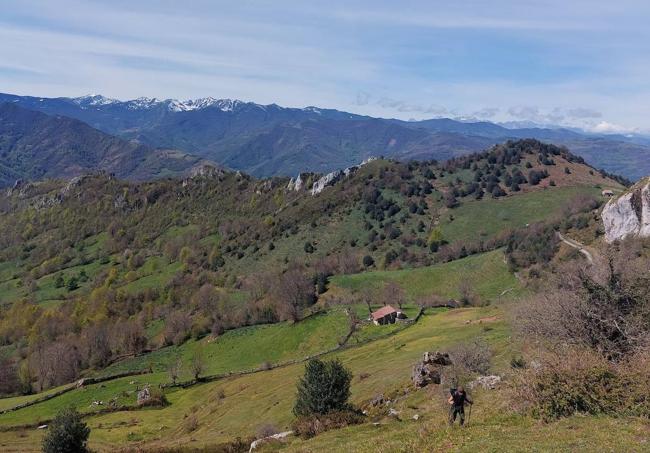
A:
[
  {"xmin": 0, "ymin": 103, "xmax": 206, "ymax": 187},
  {"xmin": 1, "ymin": 93, "xmax": 648, "ymax": 181}
]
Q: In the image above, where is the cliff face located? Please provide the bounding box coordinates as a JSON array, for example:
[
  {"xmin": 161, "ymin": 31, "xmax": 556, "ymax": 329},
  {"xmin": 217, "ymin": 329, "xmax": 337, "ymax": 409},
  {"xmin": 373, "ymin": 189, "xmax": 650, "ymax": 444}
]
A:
[{"xmin": 602, "ymin": 178, "xmax": 650, "ymax": 242}]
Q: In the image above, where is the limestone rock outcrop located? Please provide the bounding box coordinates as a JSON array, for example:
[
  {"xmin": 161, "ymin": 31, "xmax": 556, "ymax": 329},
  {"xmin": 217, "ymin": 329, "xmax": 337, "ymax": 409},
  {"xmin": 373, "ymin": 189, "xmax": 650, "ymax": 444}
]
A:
[
  {"xmin": 411, "ymin": 351, "xmax": 452, "ymax": 388},
  {"xmin": 602, "ymin": 178, "xmax": 650, "ymax": 243}
]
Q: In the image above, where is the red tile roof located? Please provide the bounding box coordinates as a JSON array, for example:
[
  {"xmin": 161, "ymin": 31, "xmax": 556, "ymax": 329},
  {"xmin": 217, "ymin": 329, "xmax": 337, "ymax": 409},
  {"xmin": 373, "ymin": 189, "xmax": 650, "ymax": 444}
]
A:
[{"xmin": 371, "ymin": 305, "xmax": 398, "ymax": 321}]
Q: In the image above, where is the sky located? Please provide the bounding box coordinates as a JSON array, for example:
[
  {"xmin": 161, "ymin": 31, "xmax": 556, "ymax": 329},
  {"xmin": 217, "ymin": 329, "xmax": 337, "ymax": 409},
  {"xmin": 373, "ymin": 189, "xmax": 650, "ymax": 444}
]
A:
[{"xmin": 1, "ymin": 0, "xmax": 649, "ymax": 132}]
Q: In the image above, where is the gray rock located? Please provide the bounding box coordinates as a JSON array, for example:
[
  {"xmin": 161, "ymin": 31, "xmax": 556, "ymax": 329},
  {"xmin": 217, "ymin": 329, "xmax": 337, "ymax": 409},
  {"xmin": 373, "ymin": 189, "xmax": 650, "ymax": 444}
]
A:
[
  {"xmin": 371, "ymin": 394, "xmax": 385, "ymax": 407},
  {"xmin": 602, "ymin": 178, "xmax": 650, "ymax": 242},
  {"xmin": 469, "ymin": 375, "xmax": 502, "ymax": 390},
  {"xmin": 412, "ymin": 351, "xmax": 451, "ymax": 387},
  {"xmin": 136, "ymin": 387, "xmax": 151, "ymax": 405}
]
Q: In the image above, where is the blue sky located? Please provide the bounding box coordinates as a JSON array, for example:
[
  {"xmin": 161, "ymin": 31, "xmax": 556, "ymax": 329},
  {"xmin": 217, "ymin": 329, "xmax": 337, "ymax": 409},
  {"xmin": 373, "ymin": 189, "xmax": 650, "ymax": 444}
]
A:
[{"xmin": 1, "ymin": 0, "xmax": 649, "ymax": 132}]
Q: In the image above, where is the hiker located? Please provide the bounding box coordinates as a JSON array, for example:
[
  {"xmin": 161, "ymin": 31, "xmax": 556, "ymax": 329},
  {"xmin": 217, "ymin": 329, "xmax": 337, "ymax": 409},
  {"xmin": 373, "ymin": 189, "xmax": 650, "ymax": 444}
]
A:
[{"xmin": 448, "ymin": 385, "xmax": 473, "ymax": 426}]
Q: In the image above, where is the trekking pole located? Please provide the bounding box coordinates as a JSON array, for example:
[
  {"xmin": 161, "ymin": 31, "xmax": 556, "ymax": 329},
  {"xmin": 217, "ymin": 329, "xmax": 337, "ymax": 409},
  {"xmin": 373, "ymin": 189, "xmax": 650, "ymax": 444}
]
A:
[{"xmin": 467, "ymin": 403, "xmax": 472, "ymax": 427}]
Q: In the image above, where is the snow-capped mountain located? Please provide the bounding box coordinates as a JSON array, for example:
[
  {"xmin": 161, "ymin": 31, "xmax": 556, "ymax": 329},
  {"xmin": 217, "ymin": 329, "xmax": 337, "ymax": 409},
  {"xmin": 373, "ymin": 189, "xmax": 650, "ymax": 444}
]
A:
[
  {"xmin": 72, "ymin": 95, "xmax": 257, "ymax": 113},
  {"xmin": 72, "ymin": 94, "xmax": 119, "ymax": 107}
]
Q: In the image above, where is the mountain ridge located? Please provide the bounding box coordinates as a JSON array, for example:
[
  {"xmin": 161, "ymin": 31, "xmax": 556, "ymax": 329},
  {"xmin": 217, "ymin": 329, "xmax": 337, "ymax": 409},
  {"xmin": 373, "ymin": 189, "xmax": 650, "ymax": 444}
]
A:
[
  {"xmin": 1, "ymin": 92, "xmax": 649, "ymax": 181},
  {"xmin": 0, "ymin": 102, "xmax": 207, "ymax": 187}
]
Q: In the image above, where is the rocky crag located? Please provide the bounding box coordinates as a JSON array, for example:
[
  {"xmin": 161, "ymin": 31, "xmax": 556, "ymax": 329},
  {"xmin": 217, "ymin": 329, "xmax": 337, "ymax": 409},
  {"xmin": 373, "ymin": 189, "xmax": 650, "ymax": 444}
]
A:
[{"xmin": 602, "ymin": 177, "xmax": 650, "ymax": 242}]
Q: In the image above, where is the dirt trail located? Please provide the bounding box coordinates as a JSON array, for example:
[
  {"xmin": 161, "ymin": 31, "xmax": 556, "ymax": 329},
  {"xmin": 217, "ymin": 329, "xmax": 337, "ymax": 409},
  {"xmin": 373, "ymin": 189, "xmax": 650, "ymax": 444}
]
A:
[{"xmin": 557, "ymin": 232, "xmax": 594, "ymax": 264}]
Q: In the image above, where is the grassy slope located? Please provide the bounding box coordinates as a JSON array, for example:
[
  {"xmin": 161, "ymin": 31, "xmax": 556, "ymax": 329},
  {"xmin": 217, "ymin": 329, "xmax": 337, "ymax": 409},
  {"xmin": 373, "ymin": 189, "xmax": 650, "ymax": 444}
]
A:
[
  {"xmin": 0, "ymin": 306, "xmax": 509, "ymax": 450},
  {"xmin": 99, "ymin": 309, "xmax": 350, "ymax": 377},
  {"xmin": 0, "ymin": 249, "xmax": 522, "ymax": 450},
  {"xmin": 4, "ymin": 307, "xmax": 645, "ymax": 452},
  {"xmin": 439, "ymin": 186, "xmax": 601, "ymax": 244},
  {"xmin": 330, "ymin": 249, "xmax": 524, "ymax": 302}
]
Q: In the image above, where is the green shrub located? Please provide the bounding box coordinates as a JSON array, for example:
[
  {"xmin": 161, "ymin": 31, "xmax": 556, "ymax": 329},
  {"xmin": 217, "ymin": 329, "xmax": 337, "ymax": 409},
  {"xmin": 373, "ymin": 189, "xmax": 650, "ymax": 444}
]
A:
[
  {"xmin": 294, "ymin": 358, "xmax": 352, "ymax": 416},
  {"xmin": 42, "ymin": 407, "xmax": 90, "ymax": 453}
]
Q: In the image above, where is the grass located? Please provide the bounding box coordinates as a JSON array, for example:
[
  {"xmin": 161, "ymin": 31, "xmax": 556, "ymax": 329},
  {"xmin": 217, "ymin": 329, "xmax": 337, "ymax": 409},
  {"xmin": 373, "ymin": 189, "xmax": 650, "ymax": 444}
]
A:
[
  {"xmin": 439, "ymin": 186, "xmax": 600, "ymax": 244},
  {"xmin": 271, "ymin": 407, "xmax": 650, "ymax": 452},
  {"xmin": 1, "ymin": 303, "xmax": 646, "ymax": 452},
  {"xmin": 0, "ymin": 306, "xmax": 508, "ymax": 444},
  {"xmin": 330, "ymin": 249, "xmax": 522, "ymax": 303},
  {"xmin": 98, "ymin": 309, "xmax": 350, "ymax": 377},
  {"xmin": 121, "ymin": 260, "xmax": 183, "ymax": 294}
]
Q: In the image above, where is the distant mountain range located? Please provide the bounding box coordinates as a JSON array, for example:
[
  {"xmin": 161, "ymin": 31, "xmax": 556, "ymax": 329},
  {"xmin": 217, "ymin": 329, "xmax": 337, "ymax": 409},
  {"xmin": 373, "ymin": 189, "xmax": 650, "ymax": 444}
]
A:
[
  {"xmin": 1, "ymin": 92, "xmax": 649, "ymax": 182},
  {"xmin": 0, "ymin": 103, "xmax": 205, "ymax": 187}
]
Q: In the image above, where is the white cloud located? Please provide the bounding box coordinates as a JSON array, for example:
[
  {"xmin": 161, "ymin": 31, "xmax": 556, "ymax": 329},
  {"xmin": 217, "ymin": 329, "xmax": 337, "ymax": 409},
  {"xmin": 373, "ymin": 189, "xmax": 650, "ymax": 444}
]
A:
[
  {"xmin": 1, "ymin": 0, "xmax": 650, "ymax": 131},
  {"xmin": 590, "ymin": 121, "xmax": 636, "ymax": 134}
]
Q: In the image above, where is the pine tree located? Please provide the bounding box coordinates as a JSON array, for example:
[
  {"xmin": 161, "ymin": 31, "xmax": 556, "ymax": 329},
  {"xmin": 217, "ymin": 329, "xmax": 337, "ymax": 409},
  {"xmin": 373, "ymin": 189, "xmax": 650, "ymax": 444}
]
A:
[
  {"xmin": 293, "ymin": 359, "xmax": 352, "ymax": 416},
  {"xmin": 42, "ymin": 407, "xmax": 90, "ymax": 453}
]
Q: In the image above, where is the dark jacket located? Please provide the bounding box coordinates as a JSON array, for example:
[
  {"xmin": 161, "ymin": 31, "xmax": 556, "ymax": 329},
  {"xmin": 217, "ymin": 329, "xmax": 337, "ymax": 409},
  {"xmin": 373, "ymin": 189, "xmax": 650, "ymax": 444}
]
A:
[{"xmin": 450, "ymin": 389, "xmax": 472, "ymax": 407}]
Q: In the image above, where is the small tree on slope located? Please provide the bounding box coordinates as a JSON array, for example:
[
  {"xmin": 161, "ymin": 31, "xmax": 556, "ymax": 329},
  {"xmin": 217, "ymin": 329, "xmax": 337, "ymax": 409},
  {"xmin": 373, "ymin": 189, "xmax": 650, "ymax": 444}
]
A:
[
  {"xmin": 293, "ymin": 358, "xmax": 352, "ymax": 416},
  {"xmin": 42, "ymin": 407, "xmax": 90, "ymax": 453}
]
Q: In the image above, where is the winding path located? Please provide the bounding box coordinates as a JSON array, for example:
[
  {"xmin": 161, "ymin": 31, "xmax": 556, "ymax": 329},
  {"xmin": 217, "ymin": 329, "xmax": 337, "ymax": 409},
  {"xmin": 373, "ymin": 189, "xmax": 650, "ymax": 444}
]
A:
[{"xmin": 557, "ymin": 232, "xmax": 594, "ymax": 265}]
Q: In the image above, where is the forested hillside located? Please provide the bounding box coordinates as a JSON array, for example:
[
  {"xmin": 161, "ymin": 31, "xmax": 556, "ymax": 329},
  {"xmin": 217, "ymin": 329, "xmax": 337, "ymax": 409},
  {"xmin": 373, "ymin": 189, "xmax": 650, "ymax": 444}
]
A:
[
  {"xmin": 0, "ymin": 140, "xmax": 623, "ymax": 397},
  {"xmin": 0, "ymin": 103, "xmax": 205, "ymax": 188}
]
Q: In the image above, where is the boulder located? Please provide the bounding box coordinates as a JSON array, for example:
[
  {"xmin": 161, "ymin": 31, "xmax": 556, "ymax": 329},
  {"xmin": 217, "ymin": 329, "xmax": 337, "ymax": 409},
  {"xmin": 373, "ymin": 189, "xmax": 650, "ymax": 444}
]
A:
[
  {"xmin": 371, "ymin": 394, "xmax": 385, "ymax": 407},
  {"xmin": 424, "ymin": 351, "xmax": 452, "ymax": 366},
  {"xmin": 412, "ymin": 362, "xmax": 441, "ymax": 387},
  {"xmin": 602, "ymin": 178, "xmax": 650, "ymax": 242},
  {"xmin": 412, "ymin": 351, "xmax": 452, "ymax": 388},
  {"xmin": 136, "ymin": 387, "xmax": 151, "ymax": 405}
]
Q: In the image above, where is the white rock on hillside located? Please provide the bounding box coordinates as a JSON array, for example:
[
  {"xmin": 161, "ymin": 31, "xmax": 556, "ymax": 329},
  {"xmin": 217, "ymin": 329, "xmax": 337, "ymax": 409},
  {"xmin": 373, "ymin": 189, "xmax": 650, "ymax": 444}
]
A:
[
  {"xmin": 310, "ymin": 157, "xmax": 377, "ymax": 195},
  {"xmin": 602, "ymin": 178, "xmax": 650, "ymax": 243}
]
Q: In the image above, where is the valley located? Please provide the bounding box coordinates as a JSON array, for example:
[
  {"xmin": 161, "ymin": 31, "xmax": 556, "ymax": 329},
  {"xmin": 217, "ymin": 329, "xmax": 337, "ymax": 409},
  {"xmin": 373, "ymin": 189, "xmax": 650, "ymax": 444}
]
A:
[{"xmin": 2, "ymin": 138, "xmax": 648, "ymax": 451}]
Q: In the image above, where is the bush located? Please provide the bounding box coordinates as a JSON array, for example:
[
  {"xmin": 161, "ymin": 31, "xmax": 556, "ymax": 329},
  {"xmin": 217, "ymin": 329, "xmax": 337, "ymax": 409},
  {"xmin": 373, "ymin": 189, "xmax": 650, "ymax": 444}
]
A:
[
  {"xmin": 256, "ymin": 423, "xmax": 279, "ymax": 438},
  {"xmin": 449, "ymin": 338, "xmax": 492, "ymax": 375},
  {"xmin": 183, "ymin": 413, "xmax": 199, "ymax": 433},
  {"xmin": 42, "ymin": 407, "xmax": 90, "ymax": 453},
  {"xmin": 294, "ymin": 359, "xmax": 352, "ymax": 416},
  {"xmin": 139, "ymin": 387, "xmax": 169, "ymax": 407},
  {"xmin": 362, "ymin": 255, "xmax": 374, "ymax": 267},
  {"xmin": 512, "ymin": 349, "xmax": 650, "ymax": 421},
  {"xmin": 292, "ymin": 410, "xmax": 364, "ymax": 438}
]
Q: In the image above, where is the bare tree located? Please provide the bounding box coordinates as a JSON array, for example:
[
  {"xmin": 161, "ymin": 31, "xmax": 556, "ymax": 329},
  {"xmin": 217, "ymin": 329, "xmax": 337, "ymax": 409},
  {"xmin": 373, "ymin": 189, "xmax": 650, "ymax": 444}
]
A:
[
  {"xmin": 189, "ymin": 346, "xmax": 207, "ymax": 380},
  {"xmin": 167, "ymin": 355, "xmax": 182, "ymax": 384},
  {"xmin": 515, "ymin": 251, "xmax": 650, "ymax": 361},
  {"xmin": 163, "ymin": 311, "xmax": 192, "ymax": 346},
  {"xmin": 0, "ymin": 358, "xmax": 19, "ymax": 395},
  {"xmin": 383, "ymin": 281, "xmax": 406, "ymax": 309},
  {"xmin": 119, "ymin": 319, "xmax": 148, "ymax": 356},
  {"xmin": 358, "ymin": 287, "xmax": 376, "ymax": 315},
  {"xmin": 272, "ymin": 267, "xmax": 316, "ymax": 322}
]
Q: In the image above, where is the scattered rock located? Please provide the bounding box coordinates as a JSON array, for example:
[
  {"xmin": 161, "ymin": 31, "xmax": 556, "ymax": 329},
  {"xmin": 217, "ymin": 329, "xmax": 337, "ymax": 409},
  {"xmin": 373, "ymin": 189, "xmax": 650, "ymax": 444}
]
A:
[
  {"xmin": 469, "ymin": 375, "xmax": 502, "ymax": 390},
  {"xmin": 249, "ymin": 430, "xmax": 293, "ymax": 452},
  {"xmin": 371, "ymin": 394, "xmax": 385, "ymax": 407},
  {"xmin": 136, "ymin": 387, "xmax": 151, "ymax": 405},
  {"xmin": 388, "ymin": 408, "xmax": 400, "ymax": 417},
  {"xmin": 37, "ymin": 424, "xmax": 48, "ymax": 430},
  {"xmin": 76, "ymin": 379, "xmax": 86, "ymax": 388},
  {"xmin": 412, "ymin": 414, "xmax": 420, "ymax": 421}
]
